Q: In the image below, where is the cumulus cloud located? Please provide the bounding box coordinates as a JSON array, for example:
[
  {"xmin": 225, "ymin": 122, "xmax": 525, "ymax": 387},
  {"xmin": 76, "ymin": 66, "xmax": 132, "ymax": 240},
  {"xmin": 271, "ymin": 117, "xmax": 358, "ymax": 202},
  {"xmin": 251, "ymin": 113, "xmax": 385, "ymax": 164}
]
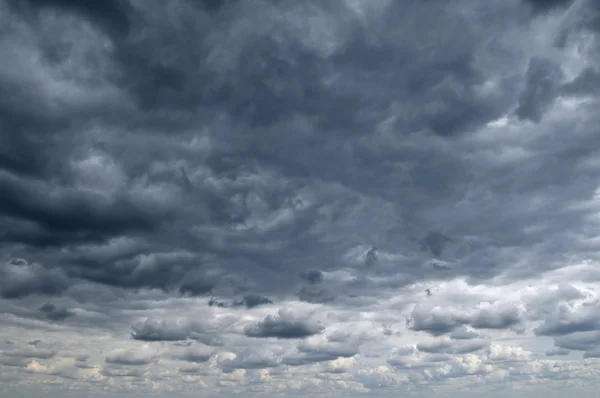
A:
[
  {"xmin": 407, "ymin": 300, "xmax": 524, "ymax": 336},
  {"xmin": 283, "ymin": 333, "xmax": 360, "ymax": 366},
  {"xmin": 129, "ymin": 317, "xmax": 223, "ymax": 346},
  {"xmin": 172, "ymin": 343, "xmax": 214, "ymax": 363},
  {"xmin": 449, "ymin": 326, "xmax": 482, "ymax": 340},
  {"xmin": 534, "ymin": 301, "xmax": 600, "ymax": 337},
  {"xmin": 244, "ymin": 309, "xmax": 324, "ymax": 339},
  {"xmin": 487, "ymin": 344, "xmax": 532, "ymax": 363},
  {"xmin": 105, "ymin": 347, "xmax": 156, "ymax": 366}
]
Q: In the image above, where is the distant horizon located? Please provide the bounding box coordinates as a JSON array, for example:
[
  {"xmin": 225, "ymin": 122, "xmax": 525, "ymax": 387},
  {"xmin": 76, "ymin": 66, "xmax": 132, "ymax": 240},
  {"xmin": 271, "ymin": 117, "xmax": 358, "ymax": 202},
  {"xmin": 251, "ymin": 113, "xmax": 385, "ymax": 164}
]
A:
[{"xmin": 2, "ymin": 0, "xmax": 600, "ymax": 397}]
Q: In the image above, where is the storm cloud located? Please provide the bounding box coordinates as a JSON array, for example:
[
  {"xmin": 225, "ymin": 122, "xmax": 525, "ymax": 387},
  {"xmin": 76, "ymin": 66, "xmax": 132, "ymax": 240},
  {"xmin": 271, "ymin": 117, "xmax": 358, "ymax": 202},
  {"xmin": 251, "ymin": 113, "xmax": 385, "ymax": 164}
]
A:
[{"xmin": 1, "ymin": 0, "xmax": 600, "ymax": 397}]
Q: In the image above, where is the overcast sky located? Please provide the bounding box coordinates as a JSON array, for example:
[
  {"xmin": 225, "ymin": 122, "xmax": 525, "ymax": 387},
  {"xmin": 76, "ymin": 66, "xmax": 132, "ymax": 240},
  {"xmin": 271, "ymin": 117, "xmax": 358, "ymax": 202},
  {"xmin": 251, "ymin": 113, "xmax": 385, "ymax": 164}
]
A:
[{"xmin": 2, "ymin": 0, "xmax": 600, "ymax": 397}]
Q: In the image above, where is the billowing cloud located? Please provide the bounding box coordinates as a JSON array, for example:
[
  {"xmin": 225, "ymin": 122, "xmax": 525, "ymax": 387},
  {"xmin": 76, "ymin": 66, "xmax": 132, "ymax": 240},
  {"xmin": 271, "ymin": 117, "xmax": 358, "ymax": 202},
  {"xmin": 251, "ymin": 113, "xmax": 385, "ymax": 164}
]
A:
[
  {"xmin": 2, "ymin": 0, "xmax": 600, "ymax": 396},
  {"xmin": 105, "ymin": 347, "xmax": 155, "ymax": 366},
  {"xmin": 407, "ymin": 300, "xmax": 524, "ymax": 336},
  {"xmin": 129, "ymin": 317, "xmax": 223, "ymax": 346},
  {"xmin": 0, "ymin": 259, "xmax": 69, "ymax": 299},
  {"xmin": 172, "ymin": 343, "xmax": 214, "ymax": 363},
  {"xmin": 244, "ymin": 309, "xmax": 324, "ymax": 339}
]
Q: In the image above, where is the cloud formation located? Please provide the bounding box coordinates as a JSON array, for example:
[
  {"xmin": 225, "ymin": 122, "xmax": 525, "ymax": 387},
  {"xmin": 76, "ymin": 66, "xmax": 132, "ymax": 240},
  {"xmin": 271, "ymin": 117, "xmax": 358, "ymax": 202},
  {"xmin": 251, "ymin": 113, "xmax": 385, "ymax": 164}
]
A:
[
  {"xmin": 244, "ymin": 309, "xmax": 324, "ymax": 339},
  {"xmin": 1, "ymin": 0, "xmax": 600, "ymax": 397}
]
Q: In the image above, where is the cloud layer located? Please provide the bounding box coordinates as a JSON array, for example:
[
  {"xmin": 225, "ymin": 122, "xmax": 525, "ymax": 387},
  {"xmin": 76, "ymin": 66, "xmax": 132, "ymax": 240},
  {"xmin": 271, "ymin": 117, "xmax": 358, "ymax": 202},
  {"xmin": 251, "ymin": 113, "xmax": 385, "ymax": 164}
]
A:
[{"xmin": 2, "ymin": 0, "xmax": 600, "ymax": 397}]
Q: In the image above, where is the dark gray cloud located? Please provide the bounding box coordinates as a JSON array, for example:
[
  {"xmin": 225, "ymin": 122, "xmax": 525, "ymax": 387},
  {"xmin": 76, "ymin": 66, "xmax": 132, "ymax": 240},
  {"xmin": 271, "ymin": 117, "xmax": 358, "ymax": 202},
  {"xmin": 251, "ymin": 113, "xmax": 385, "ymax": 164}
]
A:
[
  {"xmin": 553, "ymin": 331, "xmax": 600, "ymax": 352},
  {"xmin": 523, "ymin": 0, "xmax": 576, "ymax": 13},
  {"xmin": 283, "ymin": 337, "xmax": 360, "ymax": 367},
  {"xmin": 536, "ymin": 300, "xmax": 600, "ymax": 357},
  {"xmin": 0, "ymin": 167, "xmax": 162, "ymax": 244},
  {"xmin": 534, "ymin": 302, "xmax": 600, "ymax": 336},
  {"xmin": 515, "ymin": 57, "xmax": 564, "ymax": 122},
  {"xmin": 238, "ymin": 294, "xmax": 273, "ymax": 309},
  {"xmin": 0, "ymin": 342, "xmax": 57, "ymax": 368},
  {"xmin": 0, "ymin": 259, "xmax": 69, "ymax": 299},
  {"xmin": 37, "ymin": 302, "xmax": 75, "ymax": 321},
  {"xmin": 8, "ymin": 0, "xmax": 133, "ymax": 38},
  {"xmin": 244, "ymin": 309, "xmax": 324, "ymax": 339},
  {"xmin": 129, "ymin": 318, "xmax": 223, "ymax": 346},
  {"xmin": 420, "ymin": 232, "xmax": 453, "ymax": 258},
  {"xmin": 299, "ymin": 270, "xmax": 323, "ymax": 285},
  {"xmin": 561, "ymin": 66, "xmax": 600, "ymax": 96},
  {"xmin": 1, "ymin": 346, "xmax": 56, "ymax": 360},
  {"xmin": 209, "ymin": 294, "xmax": 273, "ymax": 309},
  {"xmin": 407, "ymin": 301, "xmax": 524, "ymax": 336},
  {"xmin": 0, "ymin": 0, "xmax": 597, "ymax": 305},
  {"xmin": 297, "ymin": 285, "xmax": 336, "ymax": 304},
  {"xmin": 172, "ymin": 344, "xmax": 214, "ymax": 363},
  {"xmin": 470, "ymin": 303, "xmax": 523, "ymax": 330},
  {"xmin": 1, "ymin": 0, "xmax": 600, "ymax": 394}
]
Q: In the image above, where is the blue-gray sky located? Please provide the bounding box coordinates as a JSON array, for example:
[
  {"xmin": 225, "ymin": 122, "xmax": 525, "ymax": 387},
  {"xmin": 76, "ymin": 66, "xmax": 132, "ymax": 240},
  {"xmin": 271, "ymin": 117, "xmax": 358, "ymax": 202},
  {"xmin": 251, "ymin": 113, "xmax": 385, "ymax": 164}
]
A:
[{"xmin": 1, "ymin": 0, "xmax": 600, "ymax": 397}]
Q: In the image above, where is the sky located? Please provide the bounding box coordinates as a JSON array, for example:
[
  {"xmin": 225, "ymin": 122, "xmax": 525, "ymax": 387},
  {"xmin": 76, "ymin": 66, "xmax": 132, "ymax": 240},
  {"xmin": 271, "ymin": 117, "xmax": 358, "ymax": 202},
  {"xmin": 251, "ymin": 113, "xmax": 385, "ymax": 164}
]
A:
[{"xmin": 2, "ymin": 0, "xmax": 600, "ymax": 397}]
